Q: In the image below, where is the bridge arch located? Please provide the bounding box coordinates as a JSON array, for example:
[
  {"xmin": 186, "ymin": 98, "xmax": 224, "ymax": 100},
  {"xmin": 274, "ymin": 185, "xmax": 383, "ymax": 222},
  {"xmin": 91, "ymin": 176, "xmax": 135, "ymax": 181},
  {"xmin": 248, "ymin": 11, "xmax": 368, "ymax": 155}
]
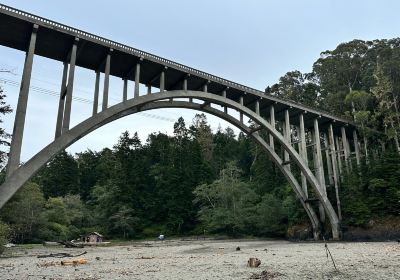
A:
[{"xmin": 0, "ymin": 90, "xmax": 341, "ymax": 239}]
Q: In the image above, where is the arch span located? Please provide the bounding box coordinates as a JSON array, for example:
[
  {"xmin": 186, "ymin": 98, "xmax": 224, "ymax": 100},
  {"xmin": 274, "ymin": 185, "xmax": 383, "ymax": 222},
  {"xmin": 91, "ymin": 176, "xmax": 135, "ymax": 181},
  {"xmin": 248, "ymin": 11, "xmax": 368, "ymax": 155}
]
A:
[{"xmin": 0, "ymin": 90, "xmax": 341, "ymax": 239}]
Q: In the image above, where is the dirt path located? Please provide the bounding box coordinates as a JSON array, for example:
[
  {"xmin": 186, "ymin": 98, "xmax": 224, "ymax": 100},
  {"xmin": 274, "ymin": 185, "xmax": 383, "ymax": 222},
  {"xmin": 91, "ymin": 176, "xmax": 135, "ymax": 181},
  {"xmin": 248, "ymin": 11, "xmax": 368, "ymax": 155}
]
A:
[{"xmin": 0, "ymin": 239, "xmax": 399, "ymax": 279}]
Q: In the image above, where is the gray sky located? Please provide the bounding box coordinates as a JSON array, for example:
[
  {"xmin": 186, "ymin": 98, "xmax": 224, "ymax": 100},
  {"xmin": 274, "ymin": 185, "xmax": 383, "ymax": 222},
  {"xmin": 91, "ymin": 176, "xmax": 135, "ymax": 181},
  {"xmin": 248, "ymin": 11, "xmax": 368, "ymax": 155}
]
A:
[{"xmin": 0, "ymin": 0, "xmax": 399, "ymax": 161}]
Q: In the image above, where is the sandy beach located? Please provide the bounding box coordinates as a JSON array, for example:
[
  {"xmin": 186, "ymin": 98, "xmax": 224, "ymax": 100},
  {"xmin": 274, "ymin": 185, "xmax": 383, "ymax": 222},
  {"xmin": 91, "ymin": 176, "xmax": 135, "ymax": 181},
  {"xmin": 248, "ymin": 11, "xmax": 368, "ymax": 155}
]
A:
[{"xmin": 0, "ymin": 239, "xmax": 399, "ymax": 279}]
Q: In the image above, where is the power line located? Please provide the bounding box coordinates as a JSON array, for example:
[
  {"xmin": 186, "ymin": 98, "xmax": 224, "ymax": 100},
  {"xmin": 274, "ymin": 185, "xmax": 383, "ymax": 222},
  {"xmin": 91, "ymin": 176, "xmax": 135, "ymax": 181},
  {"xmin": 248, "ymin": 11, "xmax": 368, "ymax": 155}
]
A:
[{"xmin": 0, "ymin": 77, "xmax": 176, "ymax": 123}]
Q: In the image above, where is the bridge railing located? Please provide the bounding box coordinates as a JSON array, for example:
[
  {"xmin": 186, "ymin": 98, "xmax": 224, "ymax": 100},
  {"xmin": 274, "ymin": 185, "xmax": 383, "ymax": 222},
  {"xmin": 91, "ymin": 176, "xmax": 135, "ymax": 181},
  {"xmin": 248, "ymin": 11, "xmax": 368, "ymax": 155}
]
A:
[{"xmin": 0, "ymin": 4, "xmax": 352, "ymax": 123}]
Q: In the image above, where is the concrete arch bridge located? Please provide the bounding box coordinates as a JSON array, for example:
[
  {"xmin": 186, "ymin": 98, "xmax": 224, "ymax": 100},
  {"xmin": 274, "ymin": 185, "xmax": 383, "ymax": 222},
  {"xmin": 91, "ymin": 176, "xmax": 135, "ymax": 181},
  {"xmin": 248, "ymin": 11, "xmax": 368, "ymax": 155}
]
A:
[{"xmin": 0, "ymin": 5, "xmax": 364, "ymax": 240}]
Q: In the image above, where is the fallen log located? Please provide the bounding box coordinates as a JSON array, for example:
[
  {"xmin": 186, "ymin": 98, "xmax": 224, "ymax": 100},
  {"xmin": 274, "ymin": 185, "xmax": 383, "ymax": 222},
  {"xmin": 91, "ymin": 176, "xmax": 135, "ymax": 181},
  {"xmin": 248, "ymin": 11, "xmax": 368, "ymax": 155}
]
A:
[
  {"xmin": 58, "ymin": 241, "xmax": 84, "ymax": 248},
  {"xmin": 61, "ymin": 258, "xmax": 88, "ymax": 266},
  {"xmin": 37, "ymin": 251, "xmax": 87, "ymax": 259}
]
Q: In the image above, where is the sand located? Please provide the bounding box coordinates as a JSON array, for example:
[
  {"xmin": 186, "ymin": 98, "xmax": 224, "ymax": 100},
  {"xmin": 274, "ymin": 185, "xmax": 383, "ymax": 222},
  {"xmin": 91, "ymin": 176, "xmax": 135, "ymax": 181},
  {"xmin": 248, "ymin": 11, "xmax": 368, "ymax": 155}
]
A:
[{"xmin": 0, "ymin": 239, "xmax": 399, "ymax": 279}]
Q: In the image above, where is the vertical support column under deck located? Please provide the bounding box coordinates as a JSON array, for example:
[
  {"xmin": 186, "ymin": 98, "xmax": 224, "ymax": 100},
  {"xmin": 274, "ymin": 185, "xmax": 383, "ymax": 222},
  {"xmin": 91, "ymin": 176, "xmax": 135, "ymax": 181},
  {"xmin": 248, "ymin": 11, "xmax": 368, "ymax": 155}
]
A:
[
  {"xmin": 7, "ymin": 24, "xmax": 38, "ymax": 177},
  {"xmin": 134, "ymin": 62, "xmax": 140, "ymax": 98},
  {"xmin": 255, "ymin": 100, "xmax": 260, "ymax": 115},
  {"xmin": 203, "ymin": 82, "xmax": 208, "ymax": 92},
  {"xmin": 335, "ymin": 135, "xmax": 343, "ymax": 180},
  {"xmin": 329, "ymin": 124, "xmax": 342, "ymax": 221},
  {"xmin": 55, "ymin": 62, "xmax": 68, "ymax": 139},
  {"xmin": 160, "ymin": 70, "xmax": 165, "ymax": 93},
  {"xmin": 222, "ymin": 89, "xmax": 227, "ymax": 114},
  {"xmin": 341, "ymin": 127, "xmax": 350, "ymax": 172},
  {"xmin": 239, "ymin": 95, "xmax": 244, "ymax": 123},
  {"xmin": 353, "ymin": 130, "xmax": 361, "ymax": 167},
  {"xmin": 123, "ymin": 79, "xmax": 128, "ymax": 102},
  {"xmin": 323, "ymin": 133, "xmax": 334, "ymax": 186},
  {"xmin": 92, "ymin": 71, "xmax": 100, "ymax": 115},
  {"xmin": 102, "ymin": 50, "xmax": 111, "ymax": 111},
  {"xmin": 269, "ymin": 105, "xmax": 275, "ymax": 150},
  {"xmin": 299, "ymin": 113, "xmax": 308, "ymax": 198},
  {"xmin": 183, "ymin": 77, "xmax": 187, "ymax": 91},
  {"xmin": 314, "ymin": 118, "xmax": 326, "ymax": 223},
  {"xmin": 283, "ymin": 110, "xmax": 291, "ymax": 170},
  {"xmin": 147, "ymin": 84, "xmax": 151, "ymax": 95},
  {"xmin": 61, "ymin": 38, "xmax": 79, "ymax": 134}
]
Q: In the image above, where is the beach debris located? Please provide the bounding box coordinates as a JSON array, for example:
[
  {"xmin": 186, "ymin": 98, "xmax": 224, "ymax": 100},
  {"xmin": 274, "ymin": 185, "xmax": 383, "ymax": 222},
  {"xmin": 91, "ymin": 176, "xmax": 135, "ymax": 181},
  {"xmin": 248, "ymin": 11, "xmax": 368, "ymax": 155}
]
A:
[
  {"xmin": 4, "ymin": 243, "xmax": 15, "ymax": 248},
  {"xmin": 247, "ymin": 257, "xmax": 261, "ymax": 268},
  {"xmin": 95, "ymin": 256, "xmax": 100, "ymax": 260},
  {"xmin": 249, "ymin": 270, "xmax": 284, "ymax": 279},
  {"xmin": 136, "ymin": 256, "xmax": 155, "ymax": 259},
  {"xmin": 323, "ymin": 238, "xmax": 338, "ymax": 271},
  {"xmin": 236, "ymin": 246, "xmax": 241, "ymax": 251},
  {"xmin": 37, "ymin": 251, "xmax": 87, "ymax": 259},
  {"xmin": 58, "ymin": 240, "xmax": 84, "ymax": 248},
  {"xmin": 158, "ymin": 234, "xmax": 165, "ymax": 241},
  {"xmin": 61, "ymin": 258, "xmax": 88, "ymax": 266}
]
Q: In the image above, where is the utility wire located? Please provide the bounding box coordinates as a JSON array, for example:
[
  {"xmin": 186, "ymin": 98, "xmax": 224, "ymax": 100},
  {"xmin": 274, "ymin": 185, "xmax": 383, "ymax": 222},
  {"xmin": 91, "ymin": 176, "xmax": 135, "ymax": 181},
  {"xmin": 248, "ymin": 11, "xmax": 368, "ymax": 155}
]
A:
[{"xmin": 0, "ymin": 77, "xmax": 176, "ymax": 123}]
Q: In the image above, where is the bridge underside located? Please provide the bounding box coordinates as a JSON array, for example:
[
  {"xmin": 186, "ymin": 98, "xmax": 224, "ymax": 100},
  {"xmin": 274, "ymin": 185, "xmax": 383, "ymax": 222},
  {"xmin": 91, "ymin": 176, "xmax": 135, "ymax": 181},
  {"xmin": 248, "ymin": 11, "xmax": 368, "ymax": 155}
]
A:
[{"xmin": 0, "ymin": 4, "xmax": 366, "ymax": 240}]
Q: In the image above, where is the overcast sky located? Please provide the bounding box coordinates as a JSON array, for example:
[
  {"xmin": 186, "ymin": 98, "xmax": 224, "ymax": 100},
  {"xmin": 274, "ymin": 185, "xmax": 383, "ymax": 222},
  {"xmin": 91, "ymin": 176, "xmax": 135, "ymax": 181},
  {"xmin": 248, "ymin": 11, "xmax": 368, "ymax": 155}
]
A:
[{"xmin": 0, "ymin": 0, "xmax": 399, "ymax": 161}]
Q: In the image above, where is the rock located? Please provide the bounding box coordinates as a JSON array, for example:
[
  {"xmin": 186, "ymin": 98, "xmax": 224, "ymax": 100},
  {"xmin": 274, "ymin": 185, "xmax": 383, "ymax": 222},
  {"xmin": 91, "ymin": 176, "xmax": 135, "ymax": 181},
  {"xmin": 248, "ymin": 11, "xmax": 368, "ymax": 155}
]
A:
[
  {"xmin": 236, "ymin": 247, "xmax": 240, "ymax": 251},
  {"xmin": 247, "ymin": 258, "xmax": 261, "ymax": 268}
]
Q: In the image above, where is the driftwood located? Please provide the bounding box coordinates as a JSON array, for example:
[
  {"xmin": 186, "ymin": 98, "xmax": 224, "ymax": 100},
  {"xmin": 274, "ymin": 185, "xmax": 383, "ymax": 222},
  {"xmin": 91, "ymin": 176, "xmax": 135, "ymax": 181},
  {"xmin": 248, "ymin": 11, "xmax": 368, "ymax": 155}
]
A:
[
  {"xmin": 60, "ymin": 258, "xmax": 87, "ymax": 266},
  {"xmin": 37, "ymin": 251, "xmax": 87, "ymax": 259},
  {"xmin": 247, "ymin": 257, "xmax": 261, "ymax": 268},
  {"xmin": 58, "ymin": 241, "xmax": 84, "ymax": 248}
]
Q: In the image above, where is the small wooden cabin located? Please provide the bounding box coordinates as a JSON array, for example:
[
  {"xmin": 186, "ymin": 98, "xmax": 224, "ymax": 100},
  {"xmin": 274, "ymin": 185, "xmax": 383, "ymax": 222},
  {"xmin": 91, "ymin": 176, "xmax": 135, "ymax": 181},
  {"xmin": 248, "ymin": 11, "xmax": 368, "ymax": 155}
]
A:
[{"xmin": 82, "ymin": 232, "xmax": 104, "ymax": 243}]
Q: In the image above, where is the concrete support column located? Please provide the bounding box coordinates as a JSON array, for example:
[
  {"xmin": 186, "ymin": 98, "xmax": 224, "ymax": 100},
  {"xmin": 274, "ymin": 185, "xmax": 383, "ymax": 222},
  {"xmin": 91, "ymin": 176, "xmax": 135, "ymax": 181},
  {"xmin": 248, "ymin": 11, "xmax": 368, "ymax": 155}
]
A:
[
  {"xmin": 239, "ymin": 95, "xmax": 244, "ymax": 123},
  {"xmin": 203, "ymin": 82, "xmax": 208, "ymax": 92},
  {"xmin": 183, "ymin": 78, "xmax": 187, "ymax": 91},
  {"xmin": 92, "ymin": 71, "xmax": 100, "ymax": 116},
  {"xmin": 255, "ymin": 100, "xmax": 260, "ymax": 115},
  {"xmin": 147, "ymin": 84, "xmax": 151, "ymax": 95},
  {"xmin": 335, "ymin": 135, "xmax": 343, "ymax": 180},
  {"xmin": 341, "ymin": 127, "xmax": 350, "ymax": 172},
  {"xmin": 329, "ymin": 124, "xmax": 342, "ymax": 221},
  {"xmin": 123, "ymin": 79, "xmax": 128, "ymax": 102},
  {"xmin": 222, "ymin": 89, "xmax": 227, "ymax": 114},
  {"xmin": 61, "ymin": 38, "xmax": 79, "ymax": 134},
  {"xmin": 323, "ymin": 133, "xmax": 334, "ymax": 186},
  {"xmin": 269, "ymin": 105, "xmax": 275, "ymax": 150},
  {"xmin": 55, "ymin": 62, "xmax": 68, "ymax": 139},
  {"xmin": 7, "ymin": 24, "xmax": 38, "ymax": 177},
  {"xmin": 353, "ymin": 130, "xmax": 361, "ymax": 167},
  {"xmin": 299, "ymin": 113, "xmax": 308, "ymax": 198},
  {"xmin": 134, "ymin": 62, "xmax": 140, "ymax": 98},
  {"xmin": 160, "ymin": 70, "xmax": 165, "ymax": 93},
  {"xmin": 102, "ymin": 50, "xmax": 111, "ymax": 111},
  {"xmin": 283, "ymin": 110, "xmax": 291, "ymax": 170},
  {"xmin": 314, "ymin": 118, "xmax": 326, "ymax": 223}
]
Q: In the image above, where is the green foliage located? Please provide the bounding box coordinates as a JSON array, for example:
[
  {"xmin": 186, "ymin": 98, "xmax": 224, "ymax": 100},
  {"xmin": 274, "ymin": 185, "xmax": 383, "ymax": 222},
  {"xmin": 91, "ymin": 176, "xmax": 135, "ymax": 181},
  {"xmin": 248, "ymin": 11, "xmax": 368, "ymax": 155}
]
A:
[
  {"xmin": 0, "ymin": 220, "xmax": 10, "ymax": 254},
  {"xmin": 194, "ymin": 162, "xmax": 286, "ymax": 237},
  {"xmin": 0, "ymin": 86, "xmax": 12, "ymax": 168},
  {"xmin": 0, "ymin": 182, "xmax": 45, "ymax": 243},
  {"xmin": 36, "ymin": 151, "xmax": 79, "ymax": 198}
]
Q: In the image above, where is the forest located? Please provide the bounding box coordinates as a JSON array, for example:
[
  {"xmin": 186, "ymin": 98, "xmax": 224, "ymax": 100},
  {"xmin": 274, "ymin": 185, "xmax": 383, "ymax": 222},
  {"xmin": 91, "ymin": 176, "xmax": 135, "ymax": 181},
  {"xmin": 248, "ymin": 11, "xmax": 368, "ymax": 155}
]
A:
[{"xmin": 0, "ymin": 38, "xmax": 400, "ymax": 246}]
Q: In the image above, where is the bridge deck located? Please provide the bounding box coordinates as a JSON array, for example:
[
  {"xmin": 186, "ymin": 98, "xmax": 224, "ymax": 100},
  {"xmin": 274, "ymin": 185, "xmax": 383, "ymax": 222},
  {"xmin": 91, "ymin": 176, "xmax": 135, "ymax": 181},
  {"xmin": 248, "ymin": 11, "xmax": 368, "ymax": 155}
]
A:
[{"xmin": 0, "ymin": 4, "xmax": 353, "ymax": 132}]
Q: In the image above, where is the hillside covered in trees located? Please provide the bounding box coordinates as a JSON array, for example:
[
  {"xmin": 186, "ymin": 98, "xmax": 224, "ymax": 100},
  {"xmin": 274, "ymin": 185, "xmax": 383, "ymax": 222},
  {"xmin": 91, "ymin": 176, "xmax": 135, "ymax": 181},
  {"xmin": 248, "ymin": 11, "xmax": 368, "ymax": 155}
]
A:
[{"xmin": 1, "ymin": 38, "xmax": 400, "ymax": 245}]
